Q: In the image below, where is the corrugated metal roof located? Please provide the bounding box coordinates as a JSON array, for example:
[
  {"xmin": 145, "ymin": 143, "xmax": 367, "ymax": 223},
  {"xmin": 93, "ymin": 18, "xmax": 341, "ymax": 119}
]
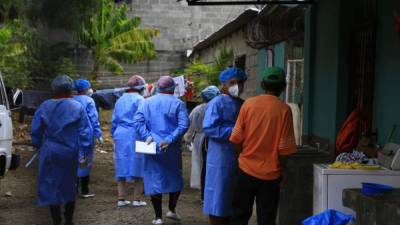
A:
[{"xmin": 191, "ymin": 8, "xmax": 260, "ymax": 53}]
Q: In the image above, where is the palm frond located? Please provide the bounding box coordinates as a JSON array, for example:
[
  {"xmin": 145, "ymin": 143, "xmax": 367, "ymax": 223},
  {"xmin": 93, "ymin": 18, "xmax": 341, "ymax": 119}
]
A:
[
  {"xmin": 114, "ymin": 17, "xmax": 141, "ymax": 35},
  {"xmin": 111, "ymin": 28, "xmax": 159, "ymax": 48},
  {"xmin": 76, "ymin": 0, "xmax": 158, "ymax": 80},
  {"xmin": 104, "ymin": 57, "xmax": 124, "ymax": 75},
  {"xmin": 110, "ymin": 48, "xmax": 156, "ymax": 63}
]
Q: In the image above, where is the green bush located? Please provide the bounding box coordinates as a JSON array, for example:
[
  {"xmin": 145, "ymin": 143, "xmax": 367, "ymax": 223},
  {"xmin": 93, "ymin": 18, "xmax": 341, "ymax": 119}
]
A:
[
  {"xmin": 184, "ymin": 49, "xmax": 234, "ymax": 101},
  {"xmin": 0, "ymin": 20, "xmax": 33, "ymax": 88},
  {"xmin": 0, "ymin": 19, "xmax": 76, "ymax": 89}
]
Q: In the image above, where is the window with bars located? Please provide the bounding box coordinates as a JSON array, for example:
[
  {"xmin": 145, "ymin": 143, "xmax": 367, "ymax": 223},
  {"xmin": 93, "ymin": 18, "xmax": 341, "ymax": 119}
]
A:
[
  {"xmin": 285, "ymin": 59, "xmax": 304, "ymax": 146},
  {"xmin": 285, "ymin": 59, "xmax": 304, "ymax": 104}
]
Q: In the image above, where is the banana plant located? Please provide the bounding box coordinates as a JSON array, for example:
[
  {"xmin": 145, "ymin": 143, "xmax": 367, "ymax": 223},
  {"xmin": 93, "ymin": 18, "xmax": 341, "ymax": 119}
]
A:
[{"xmin": 77, "ymin": 0, "xmax": 159, "ymax": 80}]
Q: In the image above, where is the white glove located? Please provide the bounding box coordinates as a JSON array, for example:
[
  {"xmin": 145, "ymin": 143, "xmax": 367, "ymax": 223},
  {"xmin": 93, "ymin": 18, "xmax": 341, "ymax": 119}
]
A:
[
  {"xmin": 183, "ymin": 132, "xmax": 192, "ymax": 144},
  {"xmin": 146, "ymin": 136, "xmax": 153, "ymax": 145},
  {"xmin": 97, "ymin": 137, "xmax": 104, "ymax": 144}
]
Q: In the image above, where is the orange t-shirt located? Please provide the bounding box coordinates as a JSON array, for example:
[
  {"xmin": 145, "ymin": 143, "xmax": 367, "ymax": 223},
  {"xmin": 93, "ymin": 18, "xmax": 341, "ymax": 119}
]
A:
[{"xmin": 230, "ymin": 95, "xmax": 297, "ymax": 180}]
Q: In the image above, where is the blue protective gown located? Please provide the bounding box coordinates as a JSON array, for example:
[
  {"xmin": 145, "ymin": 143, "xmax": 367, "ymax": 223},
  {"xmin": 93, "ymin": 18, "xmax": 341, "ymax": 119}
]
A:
[
  {"xmin": 31, "ymin": 98, "xmax": 93, "ymax": 206},
  {"xmin": 202, "ymin": 94, "xmax": 241, "ymax": 217},
  {"xmin": 133, "ymin": 94, "xmax": 189, "ymax": 195},
  {"xmin": 111, "ymin": 92, "xmax": 145, "ymax": 180},
  {"xmin": 73, "ymin": 95, "xmax": 101, "ymax": 177}
]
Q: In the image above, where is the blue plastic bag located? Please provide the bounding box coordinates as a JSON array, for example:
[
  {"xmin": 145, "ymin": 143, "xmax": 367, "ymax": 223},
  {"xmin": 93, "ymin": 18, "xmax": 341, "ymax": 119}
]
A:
[{"xmin": 302, "ymin": 210, "xmax": 353, "ymax": 225}]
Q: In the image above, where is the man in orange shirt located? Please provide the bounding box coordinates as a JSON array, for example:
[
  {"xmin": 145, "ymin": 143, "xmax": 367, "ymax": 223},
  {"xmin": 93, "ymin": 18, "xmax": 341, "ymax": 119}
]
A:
[{"xmin": 230, "ymin": 67, "xmax": 297, "ymax": 225}]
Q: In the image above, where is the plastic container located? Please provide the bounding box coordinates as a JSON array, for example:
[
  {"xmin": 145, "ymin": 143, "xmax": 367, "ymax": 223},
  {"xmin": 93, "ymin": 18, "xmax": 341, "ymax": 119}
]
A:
[{"xmin": 362, "ymin": 182, "xmax": 394, "ymax": 196}]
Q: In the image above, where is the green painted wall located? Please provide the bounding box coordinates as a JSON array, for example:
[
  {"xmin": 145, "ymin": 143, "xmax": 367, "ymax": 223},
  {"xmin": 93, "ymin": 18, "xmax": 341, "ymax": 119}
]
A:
[
  {"xmin": 375, "ymin": 0, "xmax": 400, "ymax": 144},
  {"xmin": 303, "ymin": 7, "xmax": 313, "ymax": 136},
  {"xmin": 306, "ymin": 0, "xmax": 341, "ymax": 142},
  {"xmin": 305, "ymin": 0, "xmax": 400, "ymax": 147},
  {"xmin": 304, "ymin": 0, "xmax": 362, "ymax": 145},
  {"xmin": 274, "ymin": 42, "xmax": 286, "ymax": 68},
  {"xmin": 274, "ymin": 42, "xmax": 286, "ymax": 100},
  {"xmin": 256, "ymin": 49, "xmax": 266, "ymax": 95}
]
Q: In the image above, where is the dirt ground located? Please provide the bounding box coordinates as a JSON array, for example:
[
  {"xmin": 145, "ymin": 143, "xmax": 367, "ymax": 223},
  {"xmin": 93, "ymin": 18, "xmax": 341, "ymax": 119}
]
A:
[{"xmin": 0, "ymin": 112, "xmax": 257, "ymax": 225}]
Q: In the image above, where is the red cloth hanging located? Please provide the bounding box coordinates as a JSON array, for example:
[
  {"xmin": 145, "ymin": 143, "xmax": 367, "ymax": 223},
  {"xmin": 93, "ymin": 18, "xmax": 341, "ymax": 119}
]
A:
[{"xmin": 336, "ymin": 108, "xmax": 361, "ymax": 155}]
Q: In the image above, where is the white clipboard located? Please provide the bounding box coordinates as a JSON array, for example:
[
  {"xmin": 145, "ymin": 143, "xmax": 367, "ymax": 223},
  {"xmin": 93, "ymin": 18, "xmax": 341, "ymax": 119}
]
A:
[{"xmin": 135, "ymin": 141, "xmax": 157, "ymax": 155}]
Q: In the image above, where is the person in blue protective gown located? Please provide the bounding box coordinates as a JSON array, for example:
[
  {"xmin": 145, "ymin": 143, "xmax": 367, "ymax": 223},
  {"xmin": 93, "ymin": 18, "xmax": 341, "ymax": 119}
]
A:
[
  {"xmin": 31, "ymin": 75, "xmax": 93, "ymax": 225},
  {"xmin": 134, "ymin": 76, "xmax": 189, "ymax": 225},
  {"xmin": 73, "ymin": 79, "xmax": 103, "ymax": 198},
  {"xmin": 111, "ymin": 75, "xmax": 148, "ymax": 208},
  {"xmin": 202, "ymin": 67, "xmax": 246, "ymax": 225},
  {"xmin": 184, "ymin": 86, "xmax": 221, "ymax": 201}
]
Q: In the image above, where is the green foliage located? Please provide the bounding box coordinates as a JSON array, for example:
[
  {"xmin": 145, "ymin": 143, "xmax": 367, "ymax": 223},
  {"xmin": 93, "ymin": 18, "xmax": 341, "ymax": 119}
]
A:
[
  {"xmin": 0, "ymin": 19, "xmax": 76, "ymax": 89},
  {"xmin": 184, "ymin": 61, "xmax": 213, "ymax": 96},
  {"xmin": 28, "ymin": 41, "xmax": 77, "ymax": 89},
  {"xmin": 214, "ymin": 48, "xmax": 234, "ymax": 74},
  {"xmin": 77, "ymin": 0, "xmax": 159, "ymax": 80},
  {"xmin": 0, "ymin": 20, "xmax": 33, "ymax": 88},
  {"xmin": 0, "ymin": 0, "xmax": 158, "ymax": 88},
  {"xmin": 0, "ymin": 0, "xmax": 25, "ymax": 23},
  {"xmin": 28, "ymin": 0, "xmax": 100, "ymax": 31},
  {"xmin": 184, "ymin": 49, "xmax": 234, "ymax": 101}
]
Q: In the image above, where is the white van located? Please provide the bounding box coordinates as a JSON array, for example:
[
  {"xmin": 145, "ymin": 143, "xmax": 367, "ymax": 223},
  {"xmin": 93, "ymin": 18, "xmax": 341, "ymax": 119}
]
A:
[{"xmin": 0, "ymin": 72, "xmax": 20, "ymax": 178}]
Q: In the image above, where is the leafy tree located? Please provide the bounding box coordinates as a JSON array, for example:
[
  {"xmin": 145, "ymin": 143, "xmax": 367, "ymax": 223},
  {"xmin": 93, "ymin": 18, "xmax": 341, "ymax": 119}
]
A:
[
  {"xmin": 0, "ymin": 1, "xmax": 80, "ymax": 89},
  {"xmin": 0, "ymin": 20, "xmax": 76, "ymax": 89},
  {"xmin": 0, "ymin": 20, "xmax": 33, "ymax": 88},
  {"xmin": 77, "ymin": 0, "xmax": 159, "ymax": 80},
  {"xmin": 28, "ymin": 0, "xmax": 100, "ymax": 31},
  {"xmin": 0, "ymin": 0, "xmax": 25, "ymax": 23},
  {"xmin": 28, "ymin": 41, "xmax": 77, "ymax": 89}
]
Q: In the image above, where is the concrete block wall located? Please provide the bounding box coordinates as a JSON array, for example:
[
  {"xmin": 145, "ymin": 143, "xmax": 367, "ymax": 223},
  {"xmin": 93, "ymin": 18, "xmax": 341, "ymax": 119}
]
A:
[
  {"xmin": 130, "ymin": 1, "xmax": 248, "ymax": 51},
  {"xmin": 75, "ymin": 50, "xmax": 186, "ymax": 87},
  {"xmin": 90, "ymin": 1, "xmax": 248, "ymax": 87},
  {"xmin": 193, "ymin": 27, "xmax": 259, "ymax": 99}
]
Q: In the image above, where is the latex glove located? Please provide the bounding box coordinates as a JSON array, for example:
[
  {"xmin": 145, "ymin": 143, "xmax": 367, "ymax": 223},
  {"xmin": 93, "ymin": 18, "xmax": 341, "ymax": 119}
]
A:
[
  {"xmin": 146, "ymin": 136, "xmax": 153, "ymax": 145},
  {"xmin": 183, "ymin": 132, "xmax": 193, "ymax": 144},
  {"xmin": 97, "ymin": 137, "xmax": 104, "ymax": 144},
  {"xmin": 160, "ymin": 140, "xmax": 169, "ymax": 151}
]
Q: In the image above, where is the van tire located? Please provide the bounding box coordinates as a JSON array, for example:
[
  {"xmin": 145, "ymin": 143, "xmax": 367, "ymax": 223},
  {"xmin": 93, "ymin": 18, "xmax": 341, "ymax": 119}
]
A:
[{"xmin": 0, "ymin": 155, "xmax": 6, "ymax": 177}]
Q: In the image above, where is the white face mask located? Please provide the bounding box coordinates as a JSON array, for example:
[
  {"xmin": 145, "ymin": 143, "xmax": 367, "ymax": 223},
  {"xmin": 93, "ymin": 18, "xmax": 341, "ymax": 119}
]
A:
[{"xmin": 228, "ymin": 84, "xmax": 239, "ymax": 97}]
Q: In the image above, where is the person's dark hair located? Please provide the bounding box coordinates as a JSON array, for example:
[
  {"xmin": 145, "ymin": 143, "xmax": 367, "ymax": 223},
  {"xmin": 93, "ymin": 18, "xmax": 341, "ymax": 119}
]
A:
[
  {"xmin": 201, "ymin": 94, "xmax": 210, "ymax": 103},
  {"xmin": 261, "ymin": 79, "xmax": 286, "ymax": 96},
  {"xmin": 77, "ymin": 90, "xmax": 87, "ymax": 95},
  {"xmin": 54, "ymin": 88, "xmax": 72, "ymax": 96}
]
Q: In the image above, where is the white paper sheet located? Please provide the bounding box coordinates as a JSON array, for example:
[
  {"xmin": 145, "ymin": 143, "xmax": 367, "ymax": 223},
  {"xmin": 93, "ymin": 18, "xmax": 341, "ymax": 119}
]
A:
[
  {"xmin": 173, "ymin": 75, "xmax": 186, "ymax": 97},
  {"xmin": 135, "ymin": 141, "xmax": 157, "ymax": 155}
]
